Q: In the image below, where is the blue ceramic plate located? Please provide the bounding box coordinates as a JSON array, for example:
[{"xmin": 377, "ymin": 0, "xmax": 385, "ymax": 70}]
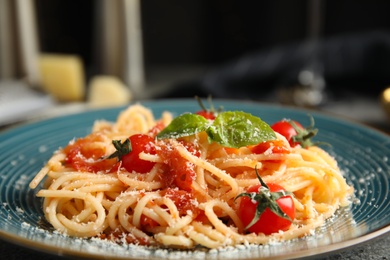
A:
[{"xmin": 1, "ymin": 99, "xmax": 389, "ymax": 259}]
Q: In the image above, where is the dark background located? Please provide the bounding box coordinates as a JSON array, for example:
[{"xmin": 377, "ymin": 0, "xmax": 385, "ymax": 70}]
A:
[
  {"xmin": 34, "ymin": 0, "xmax": 390, "ymax": 101},
  {"xmin": 35, "ymin": 0, "xmax": 390, "ymax": 66}
]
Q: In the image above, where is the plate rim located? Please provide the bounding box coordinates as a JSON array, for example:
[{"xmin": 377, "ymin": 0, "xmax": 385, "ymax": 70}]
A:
[
  {"xmin": 0, "ymin": 224, "xmax": 389, "ymax": 260},
  {"xmin": 0, "ymin": 98, "xmax": 390, "ymax": 138},
  {"xmin": 1, "ymin": 98, "xmax": 389, "ymax": 139}
]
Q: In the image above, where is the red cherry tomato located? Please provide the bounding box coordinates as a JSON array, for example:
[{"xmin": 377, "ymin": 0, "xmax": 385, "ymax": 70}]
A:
[
  {"xmin": 195, "ymin": 110, "xmax": 216, "ymax": 120},
  {"xmin": 238, "ymin": 183, "xmax": 295, "ymax": 235},
  {"xmin": 64, "ymin": 133, "xmax": 118, "ymax": 173},
  {"xmin": 271, "ymin": 120, "xmax": 304, "ymax": 147},
  {"xmin": 121, "ymin": 134, "xmax": 156, "ymax": 173}
]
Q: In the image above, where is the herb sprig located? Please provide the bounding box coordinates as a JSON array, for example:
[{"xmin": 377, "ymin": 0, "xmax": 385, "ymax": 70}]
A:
[{"xmin": 156, "ymin": 110, "xmax": 276, "ymax": 148}]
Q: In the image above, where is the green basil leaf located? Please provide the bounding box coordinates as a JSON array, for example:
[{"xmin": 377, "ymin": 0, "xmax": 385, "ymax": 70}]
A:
[
  {"xmin": 206, "ymin": 111, "xmax": 276, "ymax": 148},
  {"xmin": 156, "ymin": 113, "xmax": 210, "ymax": 140}
]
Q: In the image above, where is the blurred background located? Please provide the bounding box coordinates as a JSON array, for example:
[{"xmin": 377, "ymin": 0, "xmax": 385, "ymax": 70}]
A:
[{"xmin": 1, "ymin": 0, "xmax": 390, "ymax": 132}]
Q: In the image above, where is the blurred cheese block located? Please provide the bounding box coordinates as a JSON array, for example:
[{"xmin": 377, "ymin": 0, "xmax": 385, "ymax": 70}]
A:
[
  {"xmin": 39, "ymin": 54, "xmax": 85, "ymax": 101},
  {"xmin": 87, "ymin": 76, "xmax": 132, "ymax": 107}
]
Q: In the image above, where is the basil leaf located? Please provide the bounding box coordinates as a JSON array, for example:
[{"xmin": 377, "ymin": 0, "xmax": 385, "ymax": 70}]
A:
[
  {"xmin": 156, "ymin": 113, "xmax": 210, "ymax": 139},
  {"xmin": 206, "ymin": 111, "xmax": 276, "ymax": 148}
]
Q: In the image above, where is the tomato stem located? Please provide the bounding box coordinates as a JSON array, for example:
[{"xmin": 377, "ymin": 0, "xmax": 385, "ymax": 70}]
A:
[
  {"xmin": 289, "ymin": 115, "xmax": 330, "ymax": 148},
  {"xmin": 235, "ymin": 167, "xmax": 293, "ymax": 231},
  {"xmin": 106, "ymin": 139, "xmax": 132, "ymax": 161},
  {"xmin": 195, "ymin": 95, "xmax": 223, "ymax": 114},
  {"xmin": 289, "ymin": 115, "xmax": 318, "ymax": 148}
]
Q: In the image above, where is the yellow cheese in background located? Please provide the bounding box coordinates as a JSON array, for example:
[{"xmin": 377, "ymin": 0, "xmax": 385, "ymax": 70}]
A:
[
  {"xmin": 87, "ymin": 76, "xmax": 132, "ymax": 107},
  {"xmin": 39, "ymin": 54, "xmax": 85, "ymax": 101}
]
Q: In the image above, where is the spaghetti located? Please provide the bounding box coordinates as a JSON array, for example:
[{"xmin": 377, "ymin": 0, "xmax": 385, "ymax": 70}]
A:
[{"xmin": 29, "ymin": 103, "xmax": 353, "ymax": 249}]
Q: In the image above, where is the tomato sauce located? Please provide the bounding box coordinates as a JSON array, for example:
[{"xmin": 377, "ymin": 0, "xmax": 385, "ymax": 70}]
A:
[
  {"xmin": 163, "ymin": 188, "xmax": 199, "ymax": 216},
  {"xmin": 63, "ymin": 133, "xmax": 119, "ymax": 173},
  {"xmin": 157, "ymin": 141, "xmax": 198, "ymax": 192}
]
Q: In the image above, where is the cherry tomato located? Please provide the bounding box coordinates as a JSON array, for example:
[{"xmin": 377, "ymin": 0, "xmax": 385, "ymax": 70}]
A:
[
  {"xmin": 272, "ymin": 119, "xmax": 319, "ymax": 148},
  {"xmin": 271, "ymin": 120, "xmax": 303, "ymax": 147},
  {"xmin": 238, "ymin": 183, "xmax": 295, "ymax": 235},
  {"xmin": 64, "ymin": 133, "xmax": 119, "ymax": 173},
  {"xmin": 121, "ymin": 134, "xmax": 156, "ymax": 173},
  {"xmin": 196, "ymin": 110, "xmax": 216, "ymax": 120}
]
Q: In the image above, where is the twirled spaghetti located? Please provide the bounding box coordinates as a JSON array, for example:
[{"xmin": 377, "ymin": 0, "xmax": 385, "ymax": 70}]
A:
[{"xmin": 29, "ymin": 103, "xmax": 353, "ymax": 249}]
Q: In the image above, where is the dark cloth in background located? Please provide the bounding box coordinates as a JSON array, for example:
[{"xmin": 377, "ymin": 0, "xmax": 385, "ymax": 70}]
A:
[{"xmin": 164, "ymin": 31, "xmax": 390, "ymax": 101}]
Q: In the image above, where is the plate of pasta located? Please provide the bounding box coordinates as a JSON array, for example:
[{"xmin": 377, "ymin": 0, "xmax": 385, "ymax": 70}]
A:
[{"xmin": 0, "ymin": 98, "xmax": 389, "ymax": 259}]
